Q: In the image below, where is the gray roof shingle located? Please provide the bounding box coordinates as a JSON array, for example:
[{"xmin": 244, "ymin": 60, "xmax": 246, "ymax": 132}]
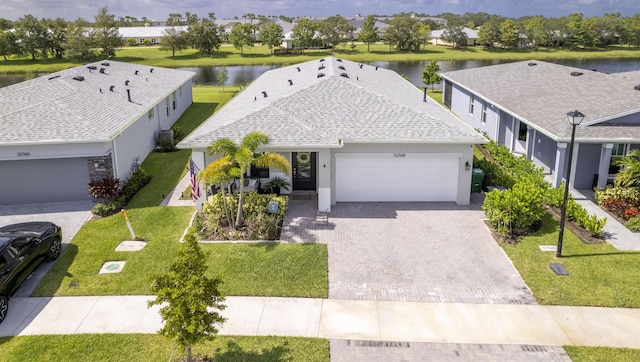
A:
[
  {"xmin": 179, "ymin": 57, "xmax": 485, "ymax": 149},
  {"xmin": 0, "ymin": 61, "xmax": 195, "ymax": 145},
  {"xmin": 440, "ymin": 60, "xmax": 640, "ymax": 142}
]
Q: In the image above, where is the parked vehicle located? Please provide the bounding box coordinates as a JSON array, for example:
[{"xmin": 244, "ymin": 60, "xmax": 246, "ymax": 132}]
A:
[{"xmin": 0, "ymin": 222, "xmax": 62, "ymax": 324}]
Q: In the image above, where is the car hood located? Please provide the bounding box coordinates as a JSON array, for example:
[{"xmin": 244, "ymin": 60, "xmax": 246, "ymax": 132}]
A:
[{"xmin": 0, "ymin": 222, "xmax": 57, "ymax": 237}]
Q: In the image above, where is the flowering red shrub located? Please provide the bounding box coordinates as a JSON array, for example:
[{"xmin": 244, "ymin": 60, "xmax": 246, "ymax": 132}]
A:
[
  {"xmin": 624, "ymin": 207, "xmax": 639, "ymax": 220},
  {"xmin": 603, "ymin": 198, "xmax": 630, "ymax": 219}
]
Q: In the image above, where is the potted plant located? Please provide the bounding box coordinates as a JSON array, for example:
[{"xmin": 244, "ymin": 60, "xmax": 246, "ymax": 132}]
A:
[{"xmin": 264, "ymin": 177, "xmax": 290, "ymax": 195}]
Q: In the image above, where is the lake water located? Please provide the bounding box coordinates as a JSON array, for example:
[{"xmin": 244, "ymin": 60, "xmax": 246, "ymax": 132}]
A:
[{"xmin": 2, "ymin": 58, "xmax": 640, "ymax": 88}]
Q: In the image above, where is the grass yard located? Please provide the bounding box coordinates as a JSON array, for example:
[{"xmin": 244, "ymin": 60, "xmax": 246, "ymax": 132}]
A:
[
  {"xmin": 499, "ymin": 213, "xmax": 640, "ymax": 307},
  {"xmin": 564, "ymin": 346, "xmax": 640, "ymax": 362},
  {"xmin": 32, "ymin": 206, "xmax": 328, "ymax": 298},
  {"xmin": 0, "ymin": 335, "xmax": 328, "ymax": 362},
  {"xmin": 2, "ymin": 43, "xmax": 640, "ymax": 74}
]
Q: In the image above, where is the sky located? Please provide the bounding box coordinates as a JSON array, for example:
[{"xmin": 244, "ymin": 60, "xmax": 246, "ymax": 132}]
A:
[{"xmin": 1, "ymin": 0, "xmax": 638, "ymax": 22}]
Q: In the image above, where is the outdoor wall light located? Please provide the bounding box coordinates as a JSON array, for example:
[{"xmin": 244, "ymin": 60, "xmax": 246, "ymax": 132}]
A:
[{"xmin": 465, "ymin": 161, "xmax": 471, "ymax": 171}]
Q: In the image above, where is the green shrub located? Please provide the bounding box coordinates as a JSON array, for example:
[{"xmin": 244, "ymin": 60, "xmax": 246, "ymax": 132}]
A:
[
  {"xmin": 156, "ymin": 137, "xmax": 176, "ymax": 152},
  {"xmin": 171, "ymin": 125, "xmax": 185, "ymax": 142},
  {"xmin": 483, "ymin": 179, "xmax": 545, "ymax": 237},
  {"xmin": 473, "ymin": 156, "xmax": 515, "ymax": 189},
  {"xmin": 584, "ymin": 214, "xmax": 607, "ymax": 237},
  {"xmin": 625, "ymin": 217, "xmax": 640, "ymax": 231},
  {"xmin": 90, "ymin": 169, "xmax": 151, "ymax": 217},
  {"xmin": 594, "ymin": 186, "xmax": 640, "ymax": 206}
]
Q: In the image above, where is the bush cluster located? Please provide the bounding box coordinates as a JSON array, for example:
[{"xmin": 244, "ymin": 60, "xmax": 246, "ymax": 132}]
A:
[
  {"xmin": 480, "ymin": 140, "xmax": 606, "ymax": 238},
  {"xmin": 202, "ymin": 192, "xmax": 289, "ymax": 240},
  {"xmin": 595, "ymin": 186, "xmax": 640, "ymax": 231},
  {"xmin": 91, "ymin": 169, "xmax": 152, "ymax": 216}
]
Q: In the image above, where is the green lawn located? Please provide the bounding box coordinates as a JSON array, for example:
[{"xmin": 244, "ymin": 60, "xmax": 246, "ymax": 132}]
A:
[
  {"xmin": 499, "ymin": 213, "xmax": 640, "ymax": 307},
  {"xmin": 2, "ymin": 43, "xmax": 640, "ymax": 73},
  {"xmin": 32, "ymin": 206, "xmax": 328, "ymax": 298},
  {"xmin": 0, "ymin": 335, "xmax": 328, "ymax": 362},
  {"xmin": 565, "ymin": 346, "xmax": 640, "ymax": 362}
]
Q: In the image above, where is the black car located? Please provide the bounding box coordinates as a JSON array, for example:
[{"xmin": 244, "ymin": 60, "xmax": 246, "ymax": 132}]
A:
[{"xmin": 0, "ymin": 222, "xmax": 62, "ymax": 324}]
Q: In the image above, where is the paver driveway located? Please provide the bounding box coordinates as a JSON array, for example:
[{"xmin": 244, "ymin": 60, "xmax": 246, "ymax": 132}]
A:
[{"xmin": 281, "ymin": 196, "xmax": 535, "ymax": 304}]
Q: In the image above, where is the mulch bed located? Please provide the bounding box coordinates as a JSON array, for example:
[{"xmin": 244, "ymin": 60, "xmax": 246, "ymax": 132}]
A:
[{"xmin": 546, "ymin": 206, "xmax": 605, "ymax": 244}]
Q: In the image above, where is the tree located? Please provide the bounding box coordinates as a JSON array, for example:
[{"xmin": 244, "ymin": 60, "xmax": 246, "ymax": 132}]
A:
[
  {"xmin": 259, "ymin": 22, "xmax": 284, "ymax": 53},
  {"xmin": 207, "ymin": 131, "xmax": 290, "ymax": 228},
  {"xmin": 217, "ymin": 66, "xmax": 228, "ymax": 92},
  {"xmin": 188, "ymin": 22, "xmax": 222, "ymax": 54},
  {"xmin": 92, "ymin": 7, "xmax": 121, "ymax": 58},
  {"xmin": 319, "ymin": 15, "xmax": 354, "ymax": 49},
  {"xmin": 523, "ymin": 16, "xmax": 546, "ymax": 47},
  {"xmin": 477, "ymin": 21, "xmax": 500, "ymax": 48},
  {"xmin": 359, "ymin": 15, "xmax": 378, "ymax": 51},
  {"xmin": 200, "ymin": 158, "xmax": 237, "ymax": 227},
  {"xmin": 229, "ymin": 23, "xmax": 254, "ymax": 54},
  {"xmin": 383, "ymin": 16, "xmax": 424, "ymax": 52},
  {"xmin": 566, "ymin": 13, "xmax": 585, "ymax": 48},
  {"xmin": 167, "ymin": 13, "xmax": 182, "ymax": 26},
  {"xmin": 159, "ymin": 27, "xmax": 187, "ymax": 57},
  {"xmin": 45, "ymin": 18, "xmax": 67, "ymax": 59},
  {"xmin": 185, "ymin": 12, "xmax": 199, "ymax": 26},
  {"xmin": 15, "ymin": 14, "xmax": 49, "ymax": 60},
  {"xmin": 148, "ymin": 233, "xmax": 226, "ymax": 362},
  {"xmin": 422, "ymin": 59, "xmax": 442, "ymax": 91},
  {"xmin": 614, "ymin": 149, "xmax": 640, "ymax": 188},
  {"xmin": 291, "ymin": 18, "xmax": 318, "ymax": 48},
  {"xmin": 499, "ymin": 19, "xmax": 519, "ymax": 48},
  {"xmin": 64, "ymin": 18, "xmax": 93, "ymax": 61},
  {"xmin": 441, "ymin": 26, "xmax": 468, "ymax": 49},
  {"xmin": 0, "ymin": 30, "xmax": 18, "ymax": 61}
]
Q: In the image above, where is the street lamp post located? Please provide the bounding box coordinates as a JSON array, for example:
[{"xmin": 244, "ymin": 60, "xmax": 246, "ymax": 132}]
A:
[{"xmin": 557, "ymin": 110, "xmax": 585, "ymax": 257}]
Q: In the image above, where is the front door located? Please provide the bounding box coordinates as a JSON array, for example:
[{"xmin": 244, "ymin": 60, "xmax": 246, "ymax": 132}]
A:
[{"xmin": 292, "ymin": 152, "xmax": 316, "ymax": 191}]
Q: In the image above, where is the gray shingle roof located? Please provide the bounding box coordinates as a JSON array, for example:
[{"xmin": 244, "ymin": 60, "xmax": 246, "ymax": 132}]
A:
[
  {"xmin": 0, "ymin": 61, "xmax": 194, "ymax": 145},
  {"xmin": 179, "ymin": 57, "xmax": 485, "ymax": 149},
  {"xmin": 440, "ymin": 60, "xmax": 640, "ymax": 142}
]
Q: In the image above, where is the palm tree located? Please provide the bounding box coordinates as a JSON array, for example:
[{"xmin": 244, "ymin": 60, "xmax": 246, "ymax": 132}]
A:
[
  {"xmin": 206, "ymin": 131, "xmax": 290, "ymax": 228},
  {"xmin": 614, "ymin": 149, "xmax": 640, "ymax": 188},
  {"xmin": 199, "ymin": 157, "xmax": 237, "ymax": 227}
]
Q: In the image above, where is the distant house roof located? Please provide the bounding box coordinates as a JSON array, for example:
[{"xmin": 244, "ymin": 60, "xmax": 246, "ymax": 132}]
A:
[
  {"xmin": 179, "ymin": 57, "xmax": 485, "ymax": 149},
  {"xmin": 440, "ymin": 60, "xmax": 640, "ymax": 142},
  {"xmin": 119, "ymin": 26, "xmax": 189, "ymax": 38},
  {"xmin": 0, "ymin": 61, "xmax": 194, "ymax": 145},
  {"xmin": 431, "ymin": 27, "xmax": 478, "ymax": 39}
]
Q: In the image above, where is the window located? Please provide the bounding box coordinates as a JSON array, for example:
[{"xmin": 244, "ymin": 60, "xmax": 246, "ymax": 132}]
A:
[
  {"xmin": 166, "ymin": 98, "xmax": 170, "ymax": 117},
  {"xmin": 609, "ymin": 144, "xmax": 627, "ymax": 175},
  {"xmin": 150, "ymin": 38, "xmax": 157, "ymax": 43},
  {"xmin": 250, "ymin": 165, "xmax": 270, "ymax": 178},
  {"xmin": 0, "ymin": 254, "xmax": 8, "ymax": 270},
  {"xmin": 518, "ymin": 122, "xmax": 528, "ymax": 141},
  {"xmin": 469, "ymin": 94, "xmax": 475, "ymax": 115},
  {"xmin": 481, "ymin": 102, "xmax": 487, "ymax": 124},
  {"xmin": 139, "ymin": 38, "xmax": 144, "ymax": 43},
  {"xmin": 148, "ymin": 108, "xmax": 154, "ymax": 120},
  {"xmin": 172, "ymin": 92, "xmax": 176, "ymax": 110}
]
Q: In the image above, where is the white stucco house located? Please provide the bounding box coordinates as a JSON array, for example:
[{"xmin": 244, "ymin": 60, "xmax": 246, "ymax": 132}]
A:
[
  {"xmin": 0, "ymin": 61, "xmax": 195, "ymax": 204},
  {"xmin": 431, "ymin": 27, "xmax": 478, "ymax": 46},
  {"xmin": 179, "ymin": 57, "xmax": 486, "ymax": 212}
]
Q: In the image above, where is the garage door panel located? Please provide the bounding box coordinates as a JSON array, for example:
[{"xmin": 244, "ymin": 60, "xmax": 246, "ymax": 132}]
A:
[
  {"xmin": 335, "ymin": 154, "xmax": 459, "ymax": 202},
  {"xmin": 0, "ymin": 158, "xmax": 90, "ymax": 204}
]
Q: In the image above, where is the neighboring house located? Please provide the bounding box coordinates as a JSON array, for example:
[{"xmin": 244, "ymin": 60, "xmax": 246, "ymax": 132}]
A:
[
  {"xmin": 440, "ymin": 60, "xmax": 640, "ymax": 190},
  {"xmin": 0, "ymin": 61, "xmax": 195, "ymax": 205},
  {"xmin": 347, "ymin": 17, "xmax": 389, "ymax": 40},
  {"xmin": 178, "ymin": 57, "xmax": 486, "ymax": 212},
  {"xmin": 119, "ymin": 26, "xmax": 189, "ymax": 44},
  {"xmin": 430, "ymin": 27, "xmax": 478, "ymax": 46}
]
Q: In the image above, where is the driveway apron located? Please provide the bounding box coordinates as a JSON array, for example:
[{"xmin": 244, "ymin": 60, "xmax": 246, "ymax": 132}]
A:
[{"xmin": 281, "ymin": 197, "xmax": 535, "ymax": 305}]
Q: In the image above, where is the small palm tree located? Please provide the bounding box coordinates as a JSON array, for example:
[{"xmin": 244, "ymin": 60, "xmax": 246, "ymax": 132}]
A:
[
  {"xmin": 200, "ymin": 157, "xmax": 238, "ymax": 227},
  {"xmin": 614, "ymin": 149, "xmax": 640, "ymax": 188},
  {"xmin": 207, "ymin": 131, "xmax": 290, "ymax": 228}
]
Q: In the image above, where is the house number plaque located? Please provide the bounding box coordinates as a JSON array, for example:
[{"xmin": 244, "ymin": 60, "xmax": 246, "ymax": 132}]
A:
[
  {"xmin": 17, "ymin": 152, "xmax": 31, "ymax": 157},
  {"xmin": 393, "ymin": 153, "xmax": 406, "ymax": 158}
]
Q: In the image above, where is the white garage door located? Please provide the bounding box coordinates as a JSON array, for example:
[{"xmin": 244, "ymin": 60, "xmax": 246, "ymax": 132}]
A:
[
  {"xmin": 335, "ymin": 153, "xmax": 459, "ymax": 202},
  {"xmin": 0, "ymin": 158, "xmax": 91, "ymax": 205}
]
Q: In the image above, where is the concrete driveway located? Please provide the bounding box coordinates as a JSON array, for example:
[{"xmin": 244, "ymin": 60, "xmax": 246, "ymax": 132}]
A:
[
  {"xmin": 281, "ymin": 197, "xmax": 535, "ymax": 305},
  {"xmin": 0, "ymin": 200, "xmax": 93, "ymax": 297}
]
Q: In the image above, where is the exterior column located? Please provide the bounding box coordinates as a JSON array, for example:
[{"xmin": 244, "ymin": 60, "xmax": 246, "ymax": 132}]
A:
[
  {"xmin": 554, "ymin": 143, "xmax": 568, "ymax": 188},
  {"xmin": 597, "ymin": 144, "xmax": 613, "ymax": 188},
  {"xmin": 317, "ymin": 149, "xmax": 331, "ymax": 212},
  {"xmin": 526, "ymin": 127, "xmax": 535, "ymax": 160}
]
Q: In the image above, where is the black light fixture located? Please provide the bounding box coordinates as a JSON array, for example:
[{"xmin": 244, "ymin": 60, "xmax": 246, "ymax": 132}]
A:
[
  {"xmin": 556, "ymin": 110, "xmax": 585, "ymax": 257},
  {"xmin": 465, "ymin": 161, "xmax": 471, "ymax": 171}
]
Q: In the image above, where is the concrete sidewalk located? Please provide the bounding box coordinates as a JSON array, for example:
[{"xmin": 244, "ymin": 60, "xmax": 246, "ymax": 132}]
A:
[{"xmin": 1, "ymin": 296, "xmax": 639, "ymax": 349}]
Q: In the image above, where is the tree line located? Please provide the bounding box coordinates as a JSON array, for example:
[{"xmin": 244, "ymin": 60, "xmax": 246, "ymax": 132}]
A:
[{"xmin": 2, "ymin": 9, "xmax": 640, "ymax": 62}]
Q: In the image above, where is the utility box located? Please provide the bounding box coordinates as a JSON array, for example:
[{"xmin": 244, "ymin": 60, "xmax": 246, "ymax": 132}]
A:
[{"xmin": 471, "ymin": 168, "xmax": 485, "ymax": 193}]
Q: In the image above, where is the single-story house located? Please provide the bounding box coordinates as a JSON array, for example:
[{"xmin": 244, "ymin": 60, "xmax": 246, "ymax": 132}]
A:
[
  {"xmin": 430, "ymin": 27, "xmax": 478, "ymax": 46},
  {"xmin": 119, "ymin": 26, "xmax": 189, "ymax": 44},
  {"xmin": 178, "ymin": 57, "xmax": 486, "ymax": 212},
  {"xmin": 0, "ymin": 61, "xmax": 195, "ymax": 204},
  {"xmin": 440, "ymin": 60, "xmax": 640, "ymax": 190}
]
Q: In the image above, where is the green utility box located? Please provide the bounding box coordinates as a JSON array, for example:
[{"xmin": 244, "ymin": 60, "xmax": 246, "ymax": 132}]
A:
[{"xmin": 471, "ymin": 168, "xmax": 485, "ymax": 193}]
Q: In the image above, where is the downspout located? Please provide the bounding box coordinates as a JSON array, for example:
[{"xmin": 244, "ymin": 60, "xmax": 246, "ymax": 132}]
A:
[{"xmin": 111, "ymin": 138, "xmax": 120, "ymax": 179}]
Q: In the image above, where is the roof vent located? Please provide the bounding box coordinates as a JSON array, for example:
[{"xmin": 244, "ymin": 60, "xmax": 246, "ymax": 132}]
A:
[
  {"xmin": 288, "ymin": 79, "xmax": 293, "ymax": 85},
  {"xmin": 296, "ymin": 67, "xmax": 300, "ymax": 72},
  {"xmin": 570, "ymin": 71, "xmax": 583, "ymax": 76},
  {"xmin": 126, "ymin": 89, "xmax": 132, "ymax": 102},
  {"xmin": 87, "ymin": 65, "xmax": 97, "ymax": 70},
  {"xmin": 528, "ymin": 62, "xmax": 537, "ymax": 66},
  {"xmin": 318, "ymin": 65, "xmax": 325, "ymax": 70},
  {"xmin": 99, "ymin": 68, "xmax": 106, "ymax": 74},
  {"xmin": 109, "ymin": 85, "xmax": 115, "ymax": 91},
  {"xmin": 125, "ymin": 80, "xmax": 130, "ymax": 85},
  {"xmin": 135, "ymin": 70, "xmax": 139, "ymax": 75},
  {"xmin": 336, "ymin": 58, "xmax": 343, "ymax": 62},
  {"xmin": 319, "ymin": 58, "xmax": 325, "ymax": 62},
  {"xmin": 375, "ymin": 66, "xmax": 378, "ymax": 70},
  {"xmin": 72, "ymin": 76, "xmax": 85, "ymax": 81},
  {"xmin": 634, "ymin": 85, "xmax": 640, "ymax": 91},
  {"xmin": 100, "ymin": 62, "xmax": 110, "ymax": 66},
  {"xmin": 317, "ymin": 73, "xmax": 325, "ymax": 78},
  {"xmin": 262, "ymin": 91, "xmax": 267, "ymax": 98},
  {"xmin": 340, "ymin": 73, "xmax": 349, "ymax": 78},
  {"xmin": 338, "ymin": 65, "xmax": 346, "ymax": 70},
  {"xmin": 48, "ymin": 75, "xmax": 61, "ymax": 80},
  {"xmin": 359, "ymin": 64, "xmax": 363, "ymax": 69},
  {"xmin": 150, "ymin": 68, "xmax": 154, "ymax": 73}
]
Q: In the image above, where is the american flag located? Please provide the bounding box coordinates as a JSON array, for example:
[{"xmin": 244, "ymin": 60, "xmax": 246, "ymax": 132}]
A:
[{"xmin": 190, "ymin": 158, "xmax": 201, "ymax": 201}]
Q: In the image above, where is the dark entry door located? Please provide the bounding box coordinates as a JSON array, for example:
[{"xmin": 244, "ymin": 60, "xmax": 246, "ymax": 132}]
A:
[{"xmin": 292, "ymin": 152, "xmax": 316, "ymax": 191}]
